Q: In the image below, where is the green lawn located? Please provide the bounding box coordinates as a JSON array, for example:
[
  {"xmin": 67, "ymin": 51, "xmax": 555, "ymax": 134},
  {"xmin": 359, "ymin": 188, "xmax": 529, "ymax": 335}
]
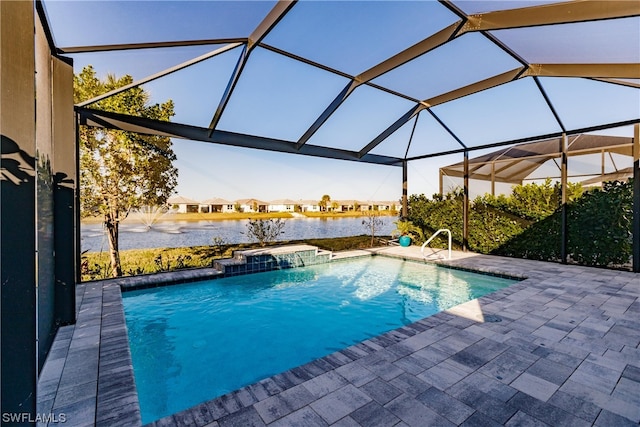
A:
[
  {"xmin": 82, "ymin": 210, "xmax": 398, "ymax": 224},
  {"xmin": 81, "ymin": 235, "xmax": 391, "ymax": 281}
]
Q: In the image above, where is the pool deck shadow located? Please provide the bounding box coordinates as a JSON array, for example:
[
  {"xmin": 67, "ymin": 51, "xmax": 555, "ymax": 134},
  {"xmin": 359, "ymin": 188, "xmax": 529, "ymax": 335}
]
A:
[{"xmin": 37, "ymin": 247, "xmax": 640, "ymax": 426}]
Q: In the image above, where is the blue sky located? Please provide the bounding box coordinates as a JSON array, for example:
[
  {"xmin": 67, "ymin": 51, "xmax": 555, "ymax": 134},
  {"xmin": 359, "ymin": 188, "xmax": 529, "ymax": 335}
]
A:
[{"xmin": 45, "ymin": 1, "xmax": 639, "ymax": 202}]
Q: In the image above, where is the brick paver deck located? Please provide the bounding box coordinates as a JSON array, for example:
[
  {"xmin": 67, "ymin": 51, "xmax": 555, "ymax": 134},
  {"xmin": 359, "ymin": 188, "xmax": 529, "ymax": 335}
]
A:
[{"xmin": 37, "ymin": 248, "xmax": 640, "ymax": 426}]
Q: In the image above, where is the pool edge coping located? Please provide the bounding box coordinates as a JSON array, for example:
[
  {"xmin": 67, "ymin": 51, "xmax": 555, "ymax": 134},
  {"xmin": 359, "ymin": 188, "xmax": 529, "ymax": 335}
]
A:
[
  {"xmin": 109, "ymin": 248, "xmax": 527, "ymax": 425},
  {"xmin": 37, "ymin": 247, "xmax": 639, "ymax": 426}
]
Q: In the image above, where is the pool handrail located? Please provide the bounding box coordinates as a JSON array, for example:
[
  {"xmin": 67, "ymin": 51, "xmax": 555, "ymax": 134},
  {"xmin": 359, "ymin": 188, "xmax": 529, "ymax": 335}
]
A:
[{"xmin": 421, "ymin": 228, "xmax": 452, "ymax": 260}]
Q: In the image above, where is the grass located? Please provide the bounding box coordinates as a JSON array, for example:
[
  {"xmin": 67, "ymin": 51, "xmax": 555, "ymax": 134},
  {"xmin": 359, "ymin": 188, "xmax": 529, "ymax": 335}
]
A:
[
  {"xmin": 296, "ymin": 211, "xmax": 397, "ymax": 218},
  {"xmin": 81, "ymin": 235, "xmax": 391, "ymax": 282},
  {"xmin": 82, "ymin": 210, "xmax": 398, "ymax": 224}
]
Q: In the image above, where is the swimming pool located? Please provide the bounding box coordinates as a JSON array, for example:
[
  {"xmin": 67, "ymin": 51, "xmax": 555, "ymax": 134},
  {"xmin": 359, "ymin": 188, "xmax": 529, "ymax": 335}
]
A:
[{"xmin": 122, "ymin": 256, "xmax": 516, "ymax": 423}]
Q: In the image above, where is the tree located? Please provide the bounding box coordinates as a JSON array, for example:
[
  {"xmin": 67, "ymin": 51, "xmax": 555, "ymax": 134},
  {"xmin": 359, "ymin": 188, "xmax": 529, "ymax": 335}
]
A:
[
  {"xmin": 362, "ymin": 211, "xmax": 385, "ymax": 247},
  {"xmin": 319, "ymin": 194, "xmax": 331, "ymax": 212},
  {"xmin": 75, "ymin": 66, "xmax": 178, "ymax": 277}
]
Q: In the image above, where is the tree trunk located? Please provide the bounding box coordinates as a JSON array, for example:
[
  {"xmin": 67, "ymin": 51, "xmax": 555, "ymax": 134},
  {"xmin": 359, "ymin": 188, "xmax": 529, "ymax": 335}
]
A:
[
  {"xmin": 105, "ymin": 213, "xmax": 122, "ymax": 277},
  {"xmin": 370, "ymin": 222, "xmax": 375, "ymax": 247}
]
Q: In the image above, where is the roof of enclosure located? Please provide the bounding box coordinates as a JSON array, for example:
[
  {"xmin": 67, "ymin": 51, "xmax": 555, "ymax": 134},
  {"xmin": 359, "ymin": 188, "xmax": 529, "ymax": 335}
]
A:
[
  {"xmin": 441, "ymin": 133, "xmax": 634, "ymax": 184},
  {"xmin": 41, "ymin": 0, "xmax": 640, "ymax": 167}
]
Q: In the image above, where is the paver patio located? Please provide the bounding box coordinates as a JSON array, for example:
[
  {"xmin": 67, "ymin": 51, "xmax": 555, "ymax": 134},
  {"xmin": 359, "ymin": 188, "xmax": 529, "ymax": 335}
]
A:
[{"xmin": 37, "ymin": 247, "xmax": 640, "ymax": 426}]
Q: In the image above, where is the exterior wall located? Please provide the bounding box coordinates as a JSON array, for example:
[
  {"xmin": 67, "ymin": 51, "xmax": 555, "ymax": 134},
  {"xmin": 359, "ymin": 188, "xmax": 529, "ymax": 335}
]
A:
[
  {"xmin": 268, "ymin": 203, "xmax": 294, "ymax": 212},
  {"xmin": 240, "ymin": 203, "xmax": 267, "ymax": 213},
  {"xmin": 207, "ymin": 203, "xmax": 235, "ymax": 213},
  {"xmin": 36, "ymin": 15, "xmax": 57, "ymax": 372},
  {"xmin": 172, "ymin": 203, "xmax": 198, "ymax": 213},
  {"xmin": 301, "ymin": 203, "xmax": 320, "ymax": 212},
  {"xmin": 200, "ymin": 201, "xmax": 237, "ymax": 212},
  {"xmin": 379, "ymin": 203, "xmax": 398, "ymax": 211},
  {"xmin": 1, "ymin": 3, "xmax": 76, "ymax": 419},
  {"xmin": 52, "ymin": 56, "xmax": 76, "ymax": 327},
  {"xmin": 200, "ymin": 203, "xmax": 235, "ymax": 212},
  {"xmin": 1, "ymin": 1, "xmax": 38, "ymax": 418}
]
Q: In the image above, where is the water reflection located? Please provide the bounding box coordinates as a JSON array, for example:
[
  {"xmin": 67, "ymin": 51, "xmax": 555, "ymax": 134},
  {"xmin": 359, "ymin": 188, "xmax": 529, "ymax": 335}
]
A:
[{"xmin": 125, "ymin": 311, "xmax": 177, "ymax": 418}]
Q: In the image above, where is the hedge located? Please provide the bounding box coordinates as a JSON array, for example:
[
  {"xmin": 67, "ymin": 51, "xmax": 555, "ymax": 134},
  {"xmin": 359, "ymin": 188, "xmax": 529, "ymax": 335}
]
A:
[{"xmin": 406, "ymin": 179, "xmax": 633, "ymax": 268}]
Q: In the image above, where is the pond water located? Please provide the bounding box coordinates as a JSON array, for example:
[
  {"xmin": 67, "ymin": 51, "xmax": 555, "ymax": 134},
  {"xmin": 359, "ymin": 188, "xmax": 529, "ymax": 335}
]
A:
[{"xmin": 81, "ymin": 216, "xmax": 396, "ymax": 252}]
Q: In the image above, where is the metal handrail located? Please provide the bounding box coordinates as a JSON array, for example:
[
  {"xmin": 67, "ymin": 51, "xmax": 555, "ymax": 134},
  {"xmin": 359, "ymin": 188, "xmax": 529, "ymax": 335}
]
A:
[{"xmin": 420, "ymin": 229, "xmax": 452, "ymax": 260}]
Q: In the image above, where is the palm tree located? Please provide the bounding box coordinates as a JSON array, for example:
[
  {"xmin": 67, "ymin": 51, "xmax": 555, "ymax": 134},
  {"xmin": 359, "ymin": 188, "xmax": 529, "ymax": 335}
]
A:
[{"xmin": 319, "ymin": 194, "xmax": 331, "ymax": 212}]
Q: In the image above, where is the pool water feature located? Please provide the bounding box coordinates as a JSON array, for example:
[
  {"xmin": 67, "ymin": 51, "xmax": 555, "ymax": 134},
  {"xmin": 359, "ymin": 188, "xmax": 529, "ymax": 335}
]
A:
[{"xmin": 122, "ymin": 256, "xmax": 516, "ymax": 423}]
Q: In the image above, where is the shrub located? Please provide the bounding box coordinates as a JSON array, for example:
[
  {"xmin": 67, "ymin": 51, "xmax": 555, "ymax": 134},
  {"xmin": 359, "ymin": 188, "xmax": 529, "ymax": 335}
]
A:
[
  {"xmin": 406, "ymin": 179, "xmax": 632, "ymax": 268},
  {"xmin": 243, "ymin": 218, "xmax": 286, "ymax": 246},
  {"xmin": 361, "ymin": 211, "xmax": 385, "ymax": 247},
  {"xmin": 212, "ymin": 236, "xmax": 226, "ymax": 256},
  {"xmin": 406, "ymin": 192, "xmax": 463, "ymax": 249},
  {"xmin": 391, "ymin": 219, "xmax": 423, "ymax": 242},
  {"xmin": 477, "ymin": 178, "xmax": 582, "ymax": 221},
  {"xmin": 566, "ymin": 180, "xmax": 632, "ymax": 266}
]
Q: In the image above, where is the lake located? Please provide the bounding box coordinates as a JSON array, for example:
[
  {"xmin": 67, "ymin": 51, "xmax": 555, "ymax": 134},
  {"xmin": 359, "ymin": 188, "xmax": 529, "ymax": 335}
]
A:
[{"xmin": 81, "ymin": 216, "xmax": 396, "ymax": 252}]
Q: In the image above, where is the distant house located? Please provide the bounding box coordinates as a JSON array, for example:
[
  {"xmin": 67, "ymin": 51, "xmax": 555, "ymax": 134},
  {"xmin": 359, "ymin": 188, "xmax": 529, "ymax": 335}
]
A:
[
  {"xmin": 360, "ymin": 200, "xmax": 382, "ymax": 211},
  {"xmin": 356, "ymin": 201, "xmax": 398, "ymax": 211},
  {"xmin": 375, "ymin": 201, "xmax": 398, "ymax": 211},
  {"xmin": 335, "ymin": 200, "xmax": 360, "ymax": 212},
  {"xmin": 268, "ymin": 199, "xmax": 297, "ymax": 212},
  {"xmin": 168, "ymin": 195, "xmax": 200, "ymax": 213},
  {"xmin": 201, "ymin": 197, "xmax": 234, "ymax": 213},
  {"xmin": 359, "ymin": 201, "xmax": 373, "ymax": 211},
  {"xmin": 299, "ymin": 200, "xmax": 321, "ymax": 212},
  {"xmin": 167, "ymin": 196, "xmax": 397, "ymax": 214},
  {"xmin": 235, "ymin": 198, "xmax": 268, "ymax": 213}
]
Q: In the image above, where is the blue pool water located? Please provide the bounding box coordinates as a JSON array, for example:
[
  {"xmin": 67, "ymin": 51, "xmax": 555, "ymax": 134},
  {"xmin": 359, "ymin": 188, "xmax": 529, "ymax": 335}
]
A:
[{"xmin": 123, "ymin": 256, "xmax": 515, "ymax": 423}]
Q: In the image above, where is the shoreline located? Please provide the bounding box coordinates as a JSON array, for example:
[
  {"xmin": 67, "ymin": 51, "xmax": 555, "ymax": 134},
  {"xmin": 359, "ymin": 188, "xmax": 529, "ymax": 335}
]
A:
[
  {"xmin": 80, "ymin": 235, "xmax": 394, "ymax": 281},
  {"xmin": 81, "ymin": 210, "xmax": 399, "ymax": 224}
]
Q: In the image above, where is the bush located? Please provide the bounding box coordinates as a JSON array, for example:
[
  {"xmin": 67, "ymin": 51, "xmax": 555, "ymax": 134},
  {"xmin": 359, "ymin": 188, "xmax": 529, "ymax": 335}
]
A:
[
  {"xmin": 494, "ymin": 214, "xmax": 562, "ymax": 261},
  {"xmin": 477, "ymin": 178, "xmax": 582, "ymax": 221},
  {"xmin": 406, "ymin": 179, "xmax": 633, "ymax": 268},
  {"xmin": 407, "ymin": 191, "xmax": 463, "ymax": 249},
  {"xmin": 362, "ymin": 211, "xmax": 385, "ymax": 247},
  {"xmin": 243, "ymin": 218, "xmax": 286, "ymax": 246},
  {"xmin": 566, "ymin": 180, "xmax": 632, "ymax": 266}
]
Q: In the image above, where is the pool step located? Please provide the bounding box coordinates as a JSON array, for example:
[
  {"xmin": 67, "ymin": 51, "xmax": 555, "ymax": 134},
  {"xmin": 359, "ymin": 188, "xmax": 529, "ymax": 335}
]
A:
[{"xmin": 317, "ymin": 249, "xmax": 333, "ymax": 260}]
